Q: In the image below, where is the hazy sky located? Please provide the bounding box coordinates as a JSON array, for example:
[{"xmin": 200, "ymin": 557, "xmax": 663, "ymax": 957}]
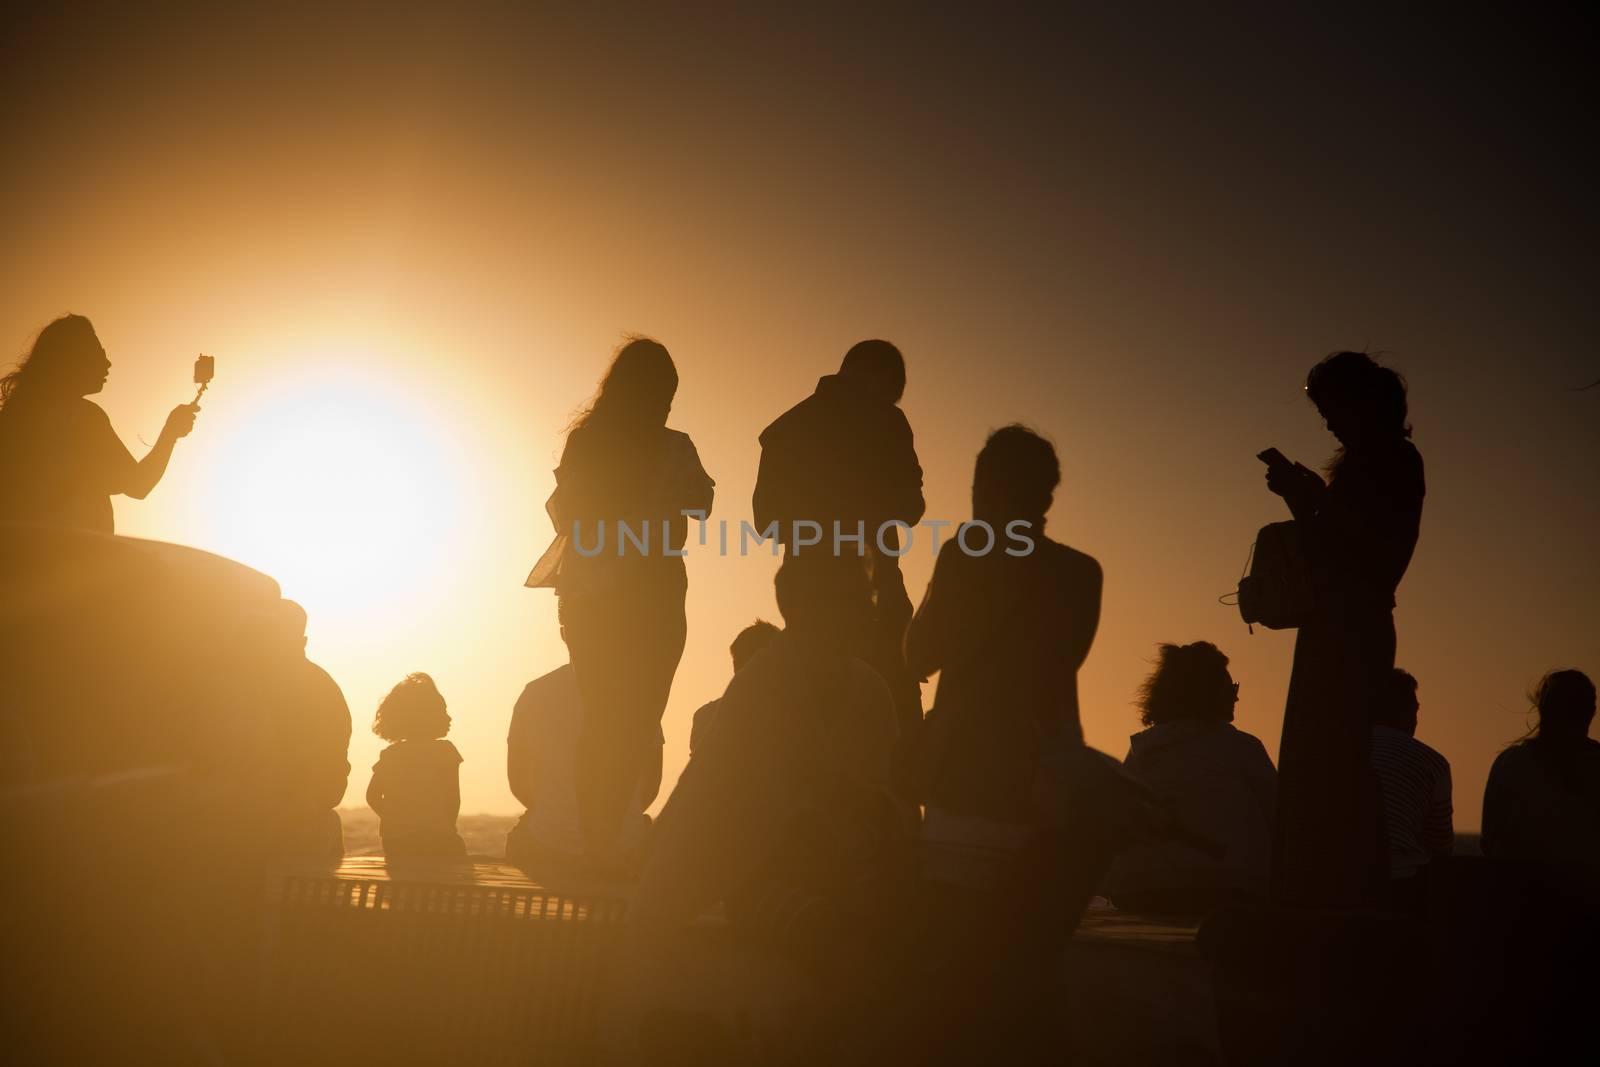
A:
[{"xmin": 3, "ymin": 6, "xmax": 1594, "ymax": 828}]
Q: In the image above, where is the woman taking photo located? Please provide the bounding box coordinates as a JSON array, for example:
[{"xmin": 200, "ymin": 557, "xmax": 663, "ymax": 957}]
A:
[
  {"xmin": 535, "ymin": 337, "xmax": 713, "ymax": 865},
  {"xmin": 1263, "ymin": 351, "xmax": 1424, "ymax": 907},
  {"xmin": 0, "ymin": 314, "xmax": 198, "ymax": 532}
]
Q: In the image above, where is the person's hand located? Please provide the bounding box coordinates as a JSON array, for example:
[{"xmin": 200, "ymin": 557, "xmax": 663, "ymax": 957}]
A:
[
  {"xmin": 1265, "ymin": 460, "xmax": 1321, "ymax": 501},
  {"xmin": 162, "ymin": 403, "xmax": 199, "ymax": 441}
]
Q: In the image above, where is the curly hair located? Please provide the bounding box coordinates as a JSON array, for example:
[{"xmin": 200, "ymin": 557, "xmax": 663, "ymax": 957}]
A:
[
  {"xmin": 372, "ymin": 672, "xmax": 451, "ymax": 742},
  {"xmin": 1137, "ymin": 642, "xmax": 1234, "ymax": 727}
]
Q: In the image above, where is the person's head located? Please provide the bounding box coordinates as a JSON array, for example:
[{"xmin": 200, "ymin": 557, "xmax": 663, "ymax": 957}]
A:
[
  {"xmin": 838, "ymin": 339, "xmax": 906, "ymax": 404},
  {"xmin": 1375, "ymin": 669, "xmax": 1421, "ymax": 735},
  {"xmin": 569, "ymin": 336, "xmax": 678, "ymax": 434},
  {"xmin": 1305, "ymin": 351, "xmax": 1410, "ymax": 454},
  {"xmin": 0, "ymin": 314, "xmax": 110, "ymax": 408},
  {"xmin": 973, "ymin": 424, "xmax": 1060, "ymax": 528},
  {"xmin": 373, "ymin": 672, "xmax": 451, "ymax": 742},
  {"xmin": 1137, "ymin": 641, "xmax": 1238, "ymax": 727},
  {"xmin": 773, "ymin": 555, "xmax": 873, "ymax": 650},
  {"xmin": 1525, "ymin": 669, "xmax": 1596, "ymax": 745},
  {"xmin": 729, "ymin": 619, "xmax": 781, "ymax": 673}
]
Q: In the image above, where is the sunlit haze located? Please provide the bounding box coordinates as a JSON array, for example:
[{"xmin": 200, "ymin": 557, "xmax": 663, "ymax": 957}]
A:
[{"xmin": 3, "ymin": 6, "xmax": 1594, "ymax": 830}]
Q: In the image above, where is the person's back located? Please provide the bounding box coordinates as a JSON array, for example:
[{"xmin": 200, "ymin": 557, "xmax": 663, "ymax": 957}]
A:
[
  {"xmin": 1101, "ymin": 642, "xmax": 1275, "ymax": 911},
  {"xmin": 366, "ymin": 673, "xmax": 466, "ymax": 860},
  {"xmin": 1109, "ymin": 721, "xmax": 1276, "ymax": 903},
  {"xmin": 907, "ymin": 426, "xmax": 1102, "ymax": 823},
  {"xmin": 505, "ymin": 661, "xmax": 659, "ymax": 870},
  {"xmin": 636, "ymin": 564, "xmax": 900, "ymax": 928},
  {"xmin": 1481, "ymin": 670, "xmax": 1599, "ymax": 879},
  {"xmin": 753, "ymin": 374, "xmax": 923, "ymax": 541},
  {"xmin": 275, "ymin": 658, "xmax": 352, "ymax": 862},
  {"xmin": 1366, "ymin": 669, "xmax": 1453, "ymax": 888},
  {"xmin": 1371, "ymin": 725, "xmax": 1453, "ymax": 878},
  {"xmin": 908, "ymin": 536, "xmax": 1101, "ymax": 822}
]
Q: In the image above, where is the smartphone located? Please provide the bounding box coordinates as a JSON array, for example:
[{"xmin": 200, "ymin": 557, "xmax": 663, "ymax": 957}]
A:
[
  {"xmin": 194, "ymin": 354, "xmax": 215, "ymax": 385},
  {"xmin": 1257, "ymin": 447, "xmax": 1291, "ymax": 469}
]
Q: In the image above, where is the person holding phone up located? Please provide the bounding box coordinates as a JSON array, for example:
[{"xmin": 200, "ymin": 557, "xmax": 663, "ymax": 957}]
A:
[
  {"xmin": 0, "ymin": 314, "xmax": 200, "ymax": 534},
  {"xmin": 1260, "ymin": 351, "xmax": 1425, "ymax": 909}
]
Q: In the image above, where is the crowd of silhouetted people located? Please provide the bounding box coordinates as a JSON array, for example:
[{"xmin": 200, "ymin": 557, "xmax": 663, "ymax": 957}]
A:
[{"xmin": 2, "ymin": 314, "xmax": 1596, "ymax": 1062}]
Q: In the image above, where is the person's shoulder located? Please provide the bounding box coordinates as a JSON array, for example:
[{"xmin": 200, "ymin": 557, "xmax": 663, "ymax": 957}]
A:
[
  {"xmin": 1411, "ymin": 735, "xmax": 1450, "ymax": 770},
  {"xmin": 518, "ymin": 663, "xmax": 576, "ymax": 704},
  {"xmin": 433, "ymin": 739, "xmax": 464, "ymax": 764},
  {"xmin": 1037, "ymin": 537, "xmax": 1103, "ymax": 584}
]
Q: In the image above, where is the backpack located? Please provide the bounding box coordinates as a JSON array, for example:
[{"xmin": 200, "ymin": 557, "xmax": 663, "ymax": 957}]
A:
[{"xmin": 1234, "ymin": 520, "xmax": 1313, "ymax": 631}]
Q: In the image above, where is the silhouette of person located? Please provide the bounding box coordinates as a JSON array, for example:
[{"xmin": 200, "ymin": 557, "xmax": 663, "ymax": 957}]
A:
[
  {"xmin": 535, "ymin": 337, "xmax": 714, "ymax": 863},
  {"xmin": 689, "ymin": 618, "xmax": 781, "ymax": 755},
  {"xmin": 1263, "ymin": 351, "xmax": 1424, "ymax": 908},
  {"xmin": 892, "ymin": 426, "xmax": 1118, "ymax": 1063},
  {"xmin": 634, "ymin": 555, "xmax": 903, "ymax": 933},
  {"xmin": 1482, "ymin": 669, "xmax": 1598, "ymax": 881},
  {"xmin": 1103, "ymin": 641, "xmax": 1276, "ymax": 915},
  {"xmin": 904, "ymin": 424, "xmax": 1101, "ymax": 823},
  {"xmin": 1369, "ymin": 669, "xmax": 1452, "ymax": 909},
  {"xmin": 0, "ymin": 314, "xmax": 198, "ymax": 533},
  {"xmin": 244, "ymin": 600, "xmax": 352, "ymax": 865},
  {"xmin": 753, "ymin": 339, "xmax": 925, "ymax": 738},
  {"xmin": 505, "ymin": 647, "xmax": 663, "ymax": 880},
  {"xmin": 366, "ymin": 673, "xmax": 467, "ymax": 860}
]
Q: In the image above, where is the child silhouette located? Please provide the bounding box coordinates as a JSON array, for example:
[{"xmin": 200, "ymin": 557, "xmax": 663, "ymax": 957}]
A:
[{"xmin": 366, "ymin": 673, "xmax": 468, "ymax": 861}]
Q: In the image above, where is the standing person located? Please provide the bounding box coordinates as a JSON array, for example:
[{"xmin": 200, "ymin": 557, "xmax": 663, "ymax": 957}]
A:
[
  {"xmin": 753, "ymin": 339, "xmax": 925, "ymax": 738},
  {"xmin": 1369, "ymin": 669, "xmax": 1453, "ymax": 908},
  {"xmin": 366, "ymin": 673, "xmax": 467, "ymax": 861},
  {"xmin": 1103, "ymin": 642, "xmax": 1277, "ymax": 915},
  {"xmin": 532, "ymin": 337, "xmax": 714, "ymax": 863},
  {"xmin": 1262, "ymin": 351, "xmax": 1424, "ymax": 908},
  {"xmin": 0, "ymin": 314, "xmax": 198, "ymax": 533}
]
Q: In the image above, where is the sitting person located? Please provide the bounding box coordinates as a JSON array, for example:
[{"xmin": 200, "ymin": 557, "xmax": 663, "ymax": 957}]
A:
[
  {"xmin": 634, "ymin": 555, "xmax": 904, "ymax": 937},
  {"xmin": 689, "ymin": 618, "xmax": 782, "ymax": 755},
  {"xmin": 1369, "ymin": 669, "xmax": 1452, "ymax": 906},
  {"xmin": 505, "ymin": 637, "xmax": 663, "ymax": 879},
  {"xmin": 1102, "ymin": 641, "xmax": 1276, "ymax": 914},
  {"xmin": 262, "ymin": 600, "xmax": 352, "ymax": 865},
  {"xmin": 366, "ymin": 673, "xmax": 467, "ymax": 860},
  {"xmin": 1482, "ymin": 669, "xmax": 1598, "ymax": 884}
]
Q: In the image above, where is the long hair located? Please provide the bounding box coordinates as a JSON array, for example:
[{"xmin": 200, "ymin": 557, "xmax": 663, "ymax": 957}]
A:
[
  {"xmin": 566, "ymin": 336, "xmax": 678, "ymax": 437},
  {"xmin": 372, "ymin": 672, "xmax": 451, "ymax": 742},
  {"xmin": 1305, "ymin": 350, "xmax": 1411, "ymax": 479},
  {"xmin": 1515, "ymin": 669, "xmax": 1596, "ymax": 745},
  {"xmin": 0, "ymin": 314, "xmax": 97, "ymax": 410},
  {"xmin": 1137, "ymin": 641, "xmax": 1233, "ymax": 726}
]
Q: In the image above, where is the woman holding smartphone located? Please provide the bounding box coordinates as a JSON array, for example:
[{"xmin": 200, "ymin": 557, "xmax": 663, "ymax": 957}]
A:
[
  {"xmin": 0, "ymin": 314, "xmax": 198, "ymax": 533},
  {"xmin": 1263, "ymin": 351, "xmax": 1424, "ymax": 908}
]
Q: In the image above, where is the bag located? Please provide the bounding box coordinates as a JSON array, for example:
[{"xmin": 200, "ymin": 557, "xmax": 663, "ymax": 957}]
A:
[{"xmin": 1234, "ymin": 520, "xmax": 1313, "ymax": 630}]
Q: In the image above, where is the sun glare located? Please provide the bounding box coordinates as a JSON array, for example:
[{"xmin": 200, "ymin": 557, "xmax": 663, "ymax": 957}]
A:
[{"xmin": 190, "ymin": 365, "xmax": 481, "ymax": 627}]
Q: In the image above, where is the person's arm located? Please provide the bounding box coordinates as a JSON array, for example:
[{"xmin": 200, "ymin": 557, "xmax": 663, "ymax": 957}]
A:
[
  {"xmin": 1060, "ymin": 555, "xmax": 1103, "ymax": 674},
  {"xmin": 905, "ymin": 542, "xmax": 962, "ymax": 679},
  {"xmin": 883, "ymin": 410, "xmax": 926, "ymax": 526},
  {"xmin": 365, "ymin": 769, "xmax": 386, "ymax": 817},
  {"xmin": 121, "ymin": 405, "xmax": 198, "ymax": 499}
]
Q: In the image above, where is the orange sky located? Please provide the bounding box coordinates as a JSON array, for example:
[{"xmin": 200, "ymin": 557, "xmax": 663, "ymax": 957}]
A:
[{"xmin": 3, "ymin": 7, "xmax": 1594, "ymax": 829}]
